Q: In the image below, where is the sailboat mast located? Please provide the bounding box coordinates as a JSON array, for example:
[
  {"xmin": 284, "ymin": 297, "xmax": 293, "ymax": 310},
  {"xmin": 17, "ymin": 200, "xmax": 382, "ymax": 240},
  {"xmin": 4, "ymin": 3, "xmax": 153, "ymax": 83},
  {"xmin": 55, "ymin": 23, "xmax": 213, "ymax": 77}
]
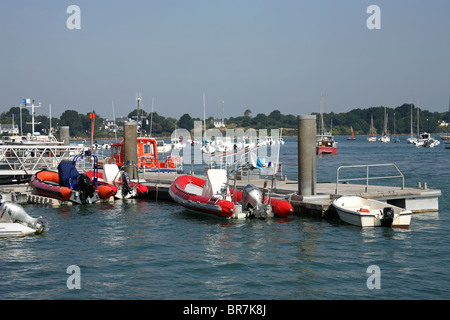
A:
[
  {"xmin": 320, "ymin": 94, "xmax": 324, "ymax": 135},
  {"xmin": 203, "ymin": 93, "xmax": 206, "ymax": 133},
  {"xmin": 149, "ymin": 97, "xmax": 154, "ymax": 137}
]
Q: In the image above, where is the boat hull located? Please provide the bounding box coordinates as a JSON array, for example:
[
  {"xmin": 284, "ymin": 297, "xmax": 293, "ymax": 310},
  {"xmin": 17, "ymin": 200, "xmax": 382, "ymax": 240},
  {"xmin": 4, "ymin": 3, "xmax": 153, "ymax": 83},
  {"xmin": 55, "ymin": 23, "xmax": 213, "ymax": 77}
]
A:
[
  {"xmin": 332, "ymin": 196, "xmax": 411, "ymax": 228},
  {"xmin": 0, "ymin": 223, "xmax": 37, "ymax": 238},
  {"xmin": 317, "ymin": 146, "xmax": 337, "ymax": 155},
  {"xmin": 30, "ymin": 170, "xmax": 72, "ymax": 201},
  {"xmin": 169, "ymin": 175, "xmax": 294, "ymax": 218},
  {"xmin": 169, "ymin": 175, "xmax": 235, "ymax": 217}
]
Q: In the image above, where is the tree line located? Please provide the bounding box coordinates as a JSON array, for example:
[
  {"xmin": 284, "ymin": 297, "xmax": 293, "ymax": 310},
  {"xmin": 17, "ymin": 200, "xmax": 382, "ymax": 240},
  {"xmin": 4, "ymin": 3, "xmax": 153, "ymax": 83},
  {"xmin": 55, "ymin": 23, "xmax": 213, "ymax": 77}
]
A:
[{"xmin": 1, "ymin": 103, "xmax": 448, "ymax": 138}]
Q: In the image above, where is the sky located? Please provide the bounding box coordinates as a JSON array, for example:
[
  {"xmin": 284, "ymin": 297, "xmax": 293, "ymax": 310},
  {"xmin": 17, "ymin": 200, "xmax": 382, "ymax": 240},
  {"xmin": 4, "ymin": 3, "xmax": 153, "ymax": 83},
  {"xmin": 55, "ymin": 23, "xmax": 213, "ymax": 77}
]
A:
[{"xmin": 1, "ymin": 0, "xmax": 449, "ymax": 120}]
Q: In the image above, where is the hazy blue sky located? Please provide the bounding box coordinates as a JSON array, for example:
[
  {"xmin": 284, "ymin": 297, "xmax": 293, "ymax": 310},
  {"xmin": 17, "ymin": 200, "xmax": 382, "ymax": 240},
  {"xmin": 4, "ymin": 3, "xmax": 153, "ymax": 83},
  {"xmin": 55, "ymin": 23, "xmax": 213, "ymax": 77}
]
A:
[{"xmin": 1, "ymin": 0, "xmax": 449, "ymax": 120}]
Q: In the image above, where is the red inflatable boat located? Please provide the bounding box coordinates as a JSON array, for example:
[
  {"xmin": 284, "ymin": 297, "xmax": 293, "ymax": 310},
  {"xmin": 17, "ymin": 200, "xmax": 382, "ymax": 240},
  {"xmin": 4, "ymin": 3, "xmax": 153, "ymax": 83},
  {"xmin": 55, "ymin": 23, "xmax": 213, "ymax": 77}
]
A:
[{"xmin": 169, "ymin": 169, "xmax": 293, "ymax": 218}]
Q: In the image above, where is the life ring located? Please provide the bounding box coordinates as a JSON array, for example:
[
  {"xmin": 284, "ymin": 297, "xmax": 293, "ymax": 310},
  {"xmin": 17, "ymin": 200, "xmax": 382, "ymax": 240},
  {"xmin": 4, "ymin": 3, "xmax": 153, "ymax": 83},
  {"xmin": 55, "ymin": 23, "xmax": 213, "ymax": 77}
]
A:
[
  {"xmin": 140, "ymin": 157, "xmax": 156, "ymax": 168},
  {"xmin": 167, "ymin": 156, "xmax": 181, "ymax": 168}
]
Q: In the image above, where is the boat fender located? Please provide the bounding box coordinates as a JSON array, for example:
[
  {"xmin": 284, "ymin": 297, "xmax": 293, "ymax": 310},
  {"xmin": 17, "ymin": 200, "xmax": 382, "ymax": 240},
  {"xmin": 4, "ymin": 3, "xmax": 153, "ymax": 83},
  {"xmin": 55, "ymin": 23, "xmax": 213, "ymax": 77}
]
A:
[{"xmin": 381, "ymin": 207, "xmax": 395, "ymax": 227}]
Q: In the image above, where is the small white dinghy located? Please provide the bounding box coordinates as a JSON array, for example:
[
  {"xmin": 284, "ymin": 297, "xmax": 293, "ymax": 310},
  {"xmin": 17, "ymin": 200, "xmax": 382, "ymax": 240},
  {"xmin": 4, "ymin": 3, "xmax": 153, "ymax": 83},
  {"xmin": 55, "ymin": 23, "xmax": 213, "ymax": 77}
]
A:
[
  {"xmin": 332, "ymin": 196, "xmax": 412, "ymax": 229},
  {"xmin": 0, "ymin": 195, "xmax": 49, "ymax": 238}
]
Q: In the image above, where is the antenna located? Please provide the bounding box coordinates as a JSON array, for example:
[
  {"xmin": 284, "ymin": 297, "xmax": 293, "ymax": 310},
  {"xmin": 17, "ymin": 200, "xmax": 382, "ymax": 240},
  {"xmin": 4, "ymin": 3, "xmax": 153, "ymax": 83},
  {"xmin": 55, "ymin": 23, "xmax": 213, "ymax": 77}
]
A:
[
  {"xmin": 222, "ymin": 100, "xmax": 225, "ymax": 124},
  {"xmin": 136, "ymin": 92, "xmax": 142, "ymax": 136},
  {"xmin": 24, "ymin": 99, "xmax": 41, "ymax": 136}
]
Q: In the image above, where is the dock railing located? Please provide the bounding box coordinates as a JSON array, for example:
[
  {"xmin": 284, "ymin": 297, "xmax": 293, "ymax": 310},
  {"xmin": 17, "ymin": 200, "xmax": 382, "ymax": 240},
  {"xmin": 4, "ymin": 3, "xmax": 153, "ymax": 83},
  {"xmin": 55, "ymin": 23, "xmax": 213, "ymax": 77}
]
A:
[{"xmin": 335, "ymin": 163, "xmax": 405, "ymax": 194}]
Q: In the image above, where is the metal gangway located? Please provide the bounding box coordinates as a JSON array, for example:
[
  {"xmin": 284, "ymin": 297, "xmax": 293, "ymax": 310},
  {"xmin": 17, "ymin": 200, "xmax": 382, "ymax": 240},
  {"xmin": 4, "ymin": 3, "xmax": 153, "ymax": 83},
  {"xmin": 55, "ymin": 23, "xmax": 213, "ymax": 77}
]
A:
[{"xmin": 0, "ymin": 144, "xmax": 86, "ymax": 176}]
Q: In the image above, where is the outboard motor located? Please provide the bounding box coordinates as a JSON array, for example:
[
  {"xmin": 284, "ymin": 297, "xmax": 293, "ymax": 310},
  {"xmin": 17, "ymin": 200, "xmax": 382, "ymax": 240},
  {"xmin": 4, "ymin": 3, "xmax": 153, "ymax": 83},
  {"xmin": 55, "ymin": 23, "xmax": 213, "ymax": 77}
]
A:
[
  {"xmin": 0, "ymin": 196, "xmax": 48, "ymax": 233},
  {"xmin": 77, "ymin": 173, "xmax": 95, "ymax": 200},
  {"xmin": 241, "ymin": 184, "xmax": 271, "ymax": 219},
  {"xmin": 121, "ymin": 171, "xmax": 133, "ymax": 196},
  {"xmin": 381, "ymin": 207, "xmax": 395, "ymax": 227}
]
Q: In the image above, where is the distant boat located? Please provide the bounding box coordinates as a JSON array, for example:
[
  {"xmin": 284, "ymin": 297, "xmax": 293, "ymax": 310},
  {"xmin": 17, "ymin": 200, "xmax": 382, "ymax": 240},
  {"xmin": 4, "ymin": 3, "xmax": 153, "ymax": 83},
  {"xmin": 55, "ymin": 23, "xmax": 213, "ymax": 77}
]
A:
[
  {"xmin": 316, "ymin": 95, "xmax": 337, "ymax": 155},
  {"xmin": 445, "ymin": 95, "xmax": 450, "ymax": 149},
  {"xmin": 414, "ymin": 132, "xmax": 440, "ymax": 148},
  {"xmin": 367, "ymin": 115, "xmax": 377, "ymax": 142},
  {"xmin": 379, "ymin": 107, "xmax": 390, "ymax": 143},
  {"xmin": 392, "ymin": 112, "xmax": 400, "ymax": 143},
  {"xmin": 413, "ymin": 105, "xmax": 440, "ymax": 148},
  {"xmin": 406, "ymin": 104, "xmax": 417, "ymax": 144},
  {"xmin": 347, "ymin": 126, "xmax": 356, "ymax": 140}
]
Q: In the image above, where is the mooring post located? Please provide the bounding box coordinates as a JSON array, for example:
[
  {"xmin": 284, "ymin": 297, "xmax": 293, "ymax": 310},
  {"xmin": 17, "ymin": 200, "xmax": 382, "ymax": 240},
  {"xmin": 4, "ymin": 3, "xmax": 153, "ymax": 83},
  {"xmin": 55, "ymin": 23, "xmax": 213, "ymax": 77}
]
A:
[
  {"xmin": 59, "ymin": 126, "xmax": 70, "ymax": 145},
  {"xmin": 124, "ymin": 121, "xmax": 138, "ymax": 179},
  {"xmin": 297, "ymin": 115, "xmax": 317, "ymax": 196}
]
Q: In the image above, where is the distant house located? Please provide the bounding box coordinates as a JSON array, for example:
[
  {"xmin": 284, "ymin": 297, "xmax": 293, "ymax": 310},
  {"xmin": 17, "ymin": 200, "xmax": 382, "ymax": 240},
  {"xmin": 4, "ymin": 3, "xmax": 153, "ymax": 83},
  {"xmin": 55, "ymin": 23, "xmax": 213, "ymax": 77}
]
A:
[{"xmin": 0, "ymin": 123, "xmax": 19, "ymax": 135}]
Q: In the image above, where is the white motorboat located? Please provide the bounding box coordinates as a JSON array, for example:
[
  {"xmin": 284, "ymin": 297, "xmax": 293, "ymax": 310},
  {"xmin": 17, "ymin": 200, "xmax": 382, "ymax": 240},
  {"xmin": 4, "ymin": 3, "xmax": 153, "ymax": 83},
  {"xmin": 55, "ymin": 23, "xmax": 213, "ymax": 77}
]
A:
[
  {"xmin": 414, "ymin": 132, "xmax": 440, "ymax": 148},
  {"xmin": 332, "ymin": 196, "xmax": 412, "ymax": 228},
  {"xmin": 0, "ymin": 196, "xmax": 49, "ymax": 237}
]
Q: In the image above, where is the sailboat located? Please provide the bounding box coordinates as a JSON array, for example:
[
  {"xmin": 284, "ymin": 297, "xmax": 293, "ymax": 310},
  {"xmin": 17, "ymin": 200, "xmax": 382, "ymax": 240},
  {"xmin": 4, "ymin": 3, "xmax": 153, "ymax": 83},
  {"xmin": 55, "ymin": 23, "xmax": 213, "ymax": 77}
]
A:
[
  {"xmin": 316, "ymin": 95, "xmax": 337, "ymax": 155},
  {"xmin": 379, "ymin": 107, "xmax": 390, "ymax": 143},
  {"xmin": 444, "ymin": 96, "xmax": 450, "ymax": 149},
  {"xmin": 347, "ymin": 126, "xmax": 356, "ymax": 140},
  {"xmin": 406, "ymin": 104, "xmax": 417, "ymax": 144},
  {"xmin": 367, "ymin": 115, "xmax": 377, "ymax": 142},
  {"xmin": 392, "ymin": 112, "xmax": 400, "ymax": 143}
]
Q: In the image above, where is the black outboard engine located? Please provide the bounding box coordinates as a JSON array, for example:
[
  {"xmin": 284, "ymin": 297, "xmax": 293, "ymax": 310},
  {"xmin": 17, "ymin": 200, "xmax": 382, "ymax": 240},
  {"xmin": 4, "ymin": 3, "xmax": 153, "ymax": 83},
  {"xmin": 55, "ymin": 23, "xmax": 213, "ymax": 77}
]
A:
[
  {"xmin": 381, "ymin": 207, "xmax": 395, "ymax": 227},
  {"xmin": 121, "ymin": 171, "xmax": 133, "ymax": 196},
  {"xmin": 77, "ymin": 173, "xmax": 95, "ymax": 200}
]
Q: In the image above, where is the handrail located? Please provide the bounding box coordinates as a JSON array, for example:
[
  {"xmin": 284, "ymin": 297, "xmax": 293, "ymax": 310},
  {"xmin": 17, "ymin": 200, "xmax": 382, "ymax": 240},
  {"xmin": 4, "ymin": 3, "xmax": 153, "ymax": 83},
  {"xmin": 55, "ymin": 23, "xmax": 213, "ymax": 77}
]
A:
[{"xmin": 335, "ymin": 163, "xmax": 404, "ymax": 194}]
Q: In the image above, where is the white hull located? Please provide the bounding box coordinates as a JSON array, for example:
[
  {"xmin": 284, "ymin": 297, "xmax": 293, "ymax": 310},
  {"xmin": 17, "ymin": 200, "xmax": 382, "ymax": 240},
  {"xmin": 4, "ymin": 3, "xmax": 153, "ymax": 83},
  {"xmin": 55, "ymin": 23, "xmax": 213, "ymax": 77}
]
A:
[
  {"xmin": 332, "ymin": 196, "xmax": 412, "ymax": 228},
  {"xmin": 367, "ymin": 136, "xmax": 377, "ymax": 142},
  {"xmin": 0, "ymin": 223, "xmax": 37, "ymax": 238}
]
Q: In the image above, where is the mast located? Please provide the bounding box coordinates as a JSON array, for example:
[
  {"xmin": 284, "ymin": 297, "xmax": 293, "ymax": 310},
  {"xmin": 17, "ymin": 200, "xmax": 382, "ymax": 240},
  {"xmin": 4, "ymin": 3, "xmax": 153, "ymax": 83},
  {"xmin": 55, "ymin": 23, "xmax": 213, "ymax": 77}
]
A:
[
  {"xmin": 149, "ymin": 97, "xmax": 154, "ymax": 137},
  {"xmin": 112, "ymin": 101, "xmax": 117, "ymax": 142},
  {"xmin": 410, "ymin": 103, "xmax": 413, "ymax": 138},
  {"xmin": 417, "ymin": 101, "xmax": 420, "ymax": 137},
  {"xmin": 203, "ymin": 93, "xmax": 206, "ymax": 134},
  {"xmin": 320, "ymin": 94, "xmax": 324, "ymax": 135}
]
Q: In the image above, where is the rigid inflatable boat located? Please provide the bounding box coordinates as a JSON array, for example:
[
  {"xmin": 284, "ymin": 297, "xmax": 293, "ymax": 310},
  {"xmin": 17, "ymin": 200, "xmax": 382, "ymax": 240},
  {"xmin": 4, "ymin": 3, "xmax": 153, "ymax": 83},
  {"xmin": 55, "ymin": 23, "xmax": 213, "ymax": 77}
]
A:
[
  {"xmin": 169, "ymin": 169, "xmax": 293, "ymax": 219},
  {"xmin": 30, "ymin": 154, "xmax": 116, "ymax": 204},
  {"xmin": 85, "ymin": 164, "xmax": 148, "ymax": 199}
]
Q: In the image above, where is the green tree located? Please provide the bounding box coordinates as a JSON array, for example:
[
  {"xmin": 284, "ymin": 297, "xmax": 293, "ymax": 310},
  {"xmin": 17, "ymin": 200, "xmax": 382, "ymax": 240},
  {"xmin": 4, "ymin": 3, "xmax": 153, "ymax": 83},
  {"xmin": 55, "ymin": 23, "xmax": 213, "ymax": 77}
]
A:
[{"xmin": 178, "ymin": 113, "xmax": 194, "ymax": 131}]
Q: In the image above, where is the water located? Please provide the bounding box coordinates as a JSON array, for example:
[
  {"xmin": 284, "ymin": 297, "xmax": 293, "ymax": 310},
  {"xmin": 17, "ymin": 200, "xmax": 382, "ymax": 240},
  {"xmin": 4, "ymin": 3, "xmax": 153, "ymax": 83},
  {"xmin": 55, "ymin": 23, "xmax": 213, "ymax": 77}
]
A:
[{"xmin": 1, "ymin": 135, "xmax": 450, "ymax": 300}]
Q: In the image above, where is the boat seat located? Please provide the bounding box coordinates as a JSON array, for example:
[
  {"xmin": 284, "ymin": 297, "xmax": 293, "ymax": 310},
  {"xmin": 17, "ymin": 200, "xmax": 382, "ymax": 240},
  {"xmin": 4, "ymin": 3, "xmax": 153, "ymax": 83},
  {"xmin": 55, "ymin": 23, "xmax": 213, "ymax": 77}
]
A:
[
  {"xmin": 185, "ymin": 183, "xmax": 203, "ymax": 196},
  {"xmin": 201, "ymin": 169, "xmax": 228, "ymax": 199},
  {"xmin": 103, "ymin": 164, "xmax": 121, "ymax": 184}
]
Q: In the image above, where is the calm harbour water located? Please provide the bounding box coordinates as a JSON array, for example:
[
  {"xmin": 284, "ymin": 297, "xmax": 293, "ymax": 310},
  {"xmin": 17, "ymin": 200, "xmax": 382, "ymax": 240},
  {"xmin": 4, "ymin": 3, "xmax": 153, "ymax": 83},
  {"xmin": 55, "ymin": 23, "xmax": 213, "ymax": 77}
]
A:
[{"xmin": 1, "ymin": 135, "xmax": 450, "ymax": 300}]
